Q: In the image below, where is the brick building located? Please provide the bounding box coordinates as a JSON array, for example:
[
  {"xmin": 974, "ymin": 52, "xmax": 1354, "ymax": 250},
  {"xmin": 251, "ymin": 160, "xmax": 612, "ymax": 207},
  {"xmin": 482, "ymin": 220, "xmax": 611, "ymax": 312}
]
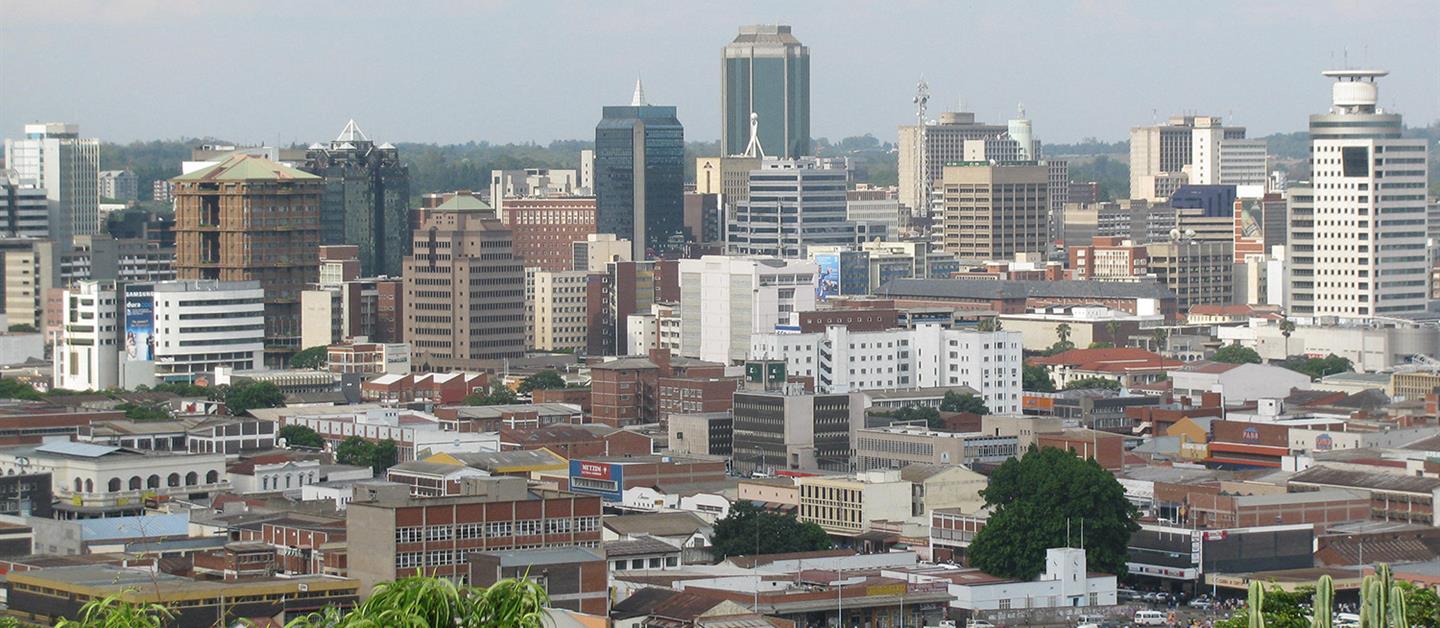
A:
[
  {"xmin": 345, "ymin": 479, "xmax": 603, "ymax": 593},
  {"xmin": 589, "ymin": 349, "xmax": 728, "ymax": 427},
  {"xmin": 797, "ymin": 309, "xmax": 902, "ymax": 333},
  {"xmin": 1035, "ymin": 429, "xmax": 1126, "ymax": 470},
  {"xmin": 1152, "ymin": 481, "xmax": 1370, "ymax": 531},
  {"xmin": 498, "ymin": 424, "xmax": 652, "ymax": 459},
  {"xmin": 172, "ymin": 154, "xmax": 322, "ymax": 363},
  {"xmin": 469, "ymin": 547, "xmax": 608, "ymax": 615},
  {"xmin": 566, "ymin": 455, "xmax": 728, "ymax": 502},
  {"xmin": 360, "ymin": 372, "xmax": 488, "ymax": 405},
  {"xmin": 504, "ymin": 197, "xmax": 597, "ymax": 272},
  {"xmin": 876, "ymin": 278, "xmax": 1179, "ymax": 321}
]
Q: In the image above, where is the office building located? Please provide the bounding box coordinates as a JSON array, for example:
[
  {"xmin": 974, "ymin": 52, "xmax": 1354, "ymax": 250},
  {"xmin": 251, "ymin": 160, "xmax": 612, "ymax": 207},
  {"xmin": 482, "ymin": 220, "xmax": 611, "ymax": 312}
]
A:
[
  {"xmin": 939, "ymin": 161, "xmax": 1049, "ymax": 259},
  {"xmin": 344, "ymin": 479, "xmax": 603, "ymax": 593},
  {"xmin": 1287, "ymin": 69, "xmax": 1429, "ymax": 318},
  {"xmin": 696, "ymin": 155, "xmax": 761, "ymax": 221},
  {"xmin": 506, "ymin": 197, "xmax": 597, "ymax": 272},
  {"xmin": 489, "ymin": 168, "xmax": 579, "ymax": 219},
  {"xmin": 721, "ymin": 25, "xmax": 810, "ymax": 159},
  {"xmin": 1147, "ymin": 239, "xmax": 1236, "ymax": 311},
  {"xmin": 595, "ymin": 83, "xmax": 685, "ymax": 259},
  {"xmin": 1, "ymin": 176, "xmax": 51, "ymax": 238},
  {"xmin": 677, "ymin": 256, "xmax": 816, "ymax": 364},
  {"xmin": 1215, "ymin": 139, "xmax": 1269, "ymax": 187},
  {"xmin": 588, "ymin": 259, "xmax": 654, "ymax": 357},
  {"xmin": 749, "ymin": 324, "xmax": 1023, "ymax": 413},
  {"xmin": 854, "ymin": 426, "xmax": 1018, "ymax": 471},
  {"xmin": 728, "ymin": 157, "xmax": 854, "ymax": 257},
  {"xmin": 667, "ymin": 412, "xmax": 733, "ymax": 457},
  {"xmin": 682, "ymin": 191, "xmax": 722, "ymax": 246},
  {"xmin": 97, "ymin": 170, "xmax": 137, "ymax": 201},
  {"xmin": 172, "ymin": 155, "xmax": 322, "ymax": 363},
  {"xmin": 2, "ymin": 240, "xmax": 58, "ymax": 329},
  {"xmin": 300, "ymin": 276, "xmax": 404, "ymax": 348},
  {"xmin": 527, "ymin": 270, "xmax": 591, "ymax": 352},
  {"xmin": 3, "ymin": 122, "xmax": 101, "ymax": 246},
  {"xmin": 796, "ymin": 470, "xmax": 912, "ymax": 536},
  {"xmin": 303, "ymin": 120, "xmax": 410, "ymax": 277},
  {"xmin": 404, "ymin": 197, "xmax": 525, "ymax": 370},
  {"xmin": 1061, "ymin": 199, "xmax": 1176, "ymax": 246},
  {"xmin": 731, "ymin": 388, "xmax": 864, "ymax": 475},
  {"xmin": 572, "ymin": 233, "xmax": 632, "ymax": 273},
  {"xmin": 898, "ymin": 111, "xmax": 1009, "ymax": 212},
  {"xmin": 1130, "ymin": 116, "xmax": 1244, "ymax": 200}
]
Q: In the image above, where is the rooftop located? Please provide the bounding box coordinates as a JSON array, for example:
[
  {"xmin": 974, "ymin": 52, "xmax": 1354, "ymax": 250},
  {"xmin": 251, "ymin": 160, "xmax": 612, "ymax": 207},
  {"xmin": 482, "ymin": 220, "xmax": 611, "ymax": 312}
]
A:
[
  {"xmin": 1290, "ymin": 466, "xmax": 1440, "ymax": 494},
  {"xmin": 605, "ymin": 511, "xmax": 710, "ymax": 537},
  {"xmin": 878, "ymin": 278, "xmax": 1175, "ymax": 301},
  {"xmin": 172, "ymin": 154, "xmax": 319, "ymax": 183}
]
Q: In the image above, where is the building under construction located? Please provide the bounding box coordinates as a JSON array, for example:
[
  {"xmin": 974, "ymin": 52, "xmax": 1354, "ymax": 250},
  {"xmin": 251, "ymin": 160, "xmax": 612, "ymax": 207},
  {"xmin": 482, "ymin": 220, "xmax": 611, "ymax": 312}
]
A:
[{"xmin": 172, "ymin": 154, "xmax": 322, "ymax": 365}]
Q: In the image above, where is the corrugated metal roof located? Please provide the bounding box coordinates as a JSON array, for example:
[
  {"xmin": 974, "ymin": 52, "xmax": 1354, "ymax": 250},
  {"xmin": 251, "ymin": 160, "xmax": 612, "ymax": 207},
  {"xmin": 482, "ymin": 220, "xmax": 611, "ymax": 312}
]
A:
[
  {"xmin": 34, "ymin": 441, "xmax": 122, "ymax": 458},
  {"xmin": 79, "ymin": 512, "xmax": 190, "ymax": 541}
]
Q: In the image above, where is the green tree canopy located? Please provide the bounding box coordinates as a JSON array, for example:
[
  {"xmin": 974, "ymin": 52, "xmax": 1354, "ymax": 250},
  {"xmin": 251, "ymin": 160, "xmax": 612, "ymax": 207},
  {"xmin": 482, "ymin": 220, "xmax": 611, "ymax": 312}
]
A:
[
  {"xmin": 335, "ymin": 436, "xmax": 375, "ymax": 468},
  {"xmin": 116, "ymin": 401, "xmax": 170, "ymax": 421},
  {"xmin": 1063, "ymin": 377, "xmax": 1122, "ymax": 391},
  {"xmin": 712, "ymin": 501, "xmax": 832, "ymax": 558},
  {"xmin": 289, "ymin": 346, "xmax": 328, "ymax": 369},
  {"xmin": 371, "ymin": 439, "xmax": 399, "ymax": 475},
  {"xmin": 7, "ymin": 323, "xmax": 37, "ymax": 333},
  {"xmin": 279, "ymin": 424, "xmax": 325, "ymax": 449},
  {"xmin": 1212, "ymin": 343, "xmax": 1262, "ymax": 364},
  {"xmin": 149, "ymin": 382, "xmax": 208, "ymax": 397},
  {"xmin": 222, "ymin": 381, "xmax": 286, "ymax": 416},
  {"xmin": 940, "ymin": 391, "xmax": 990, "ymax": 414},
  {"xmin": 516, "ymin": 370, "xmax": 566, "ymax": 394},
  {"xmin": 0, "ymin": 378, "xmax": 42, "ymax": 401},
  {"xmin": 462, "ymin": 384, "xmax": 519, "ymax": 406},
  {"xmin": 1022, "ymin": 364, "xmax": 1056, "ymax": 392},
  {"xmin": 889, "ymin": 405, "xmax": 942, "ymax": 429},
  {"xmin": 967, "ymin": 446, "xmax": 1139, "ymax": 579},
  {"xmin": 1279, "ymin": 354, "xmax": 1353, "ymax": 380}
]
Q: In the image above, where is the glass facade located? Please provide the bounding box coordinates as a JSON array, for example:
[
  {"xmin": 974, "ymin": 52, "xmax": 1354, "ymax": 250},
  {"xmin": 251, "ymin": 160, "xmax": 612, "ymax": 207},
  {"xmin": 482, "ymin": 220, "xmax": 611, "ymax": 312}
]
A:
[
  {"xmin": 722, "ymin": 27, "xmax": 810, "ymax": 159},
  {"xmin": 595, "ymin": 106, "xmax": 685, "ymax": 258}
]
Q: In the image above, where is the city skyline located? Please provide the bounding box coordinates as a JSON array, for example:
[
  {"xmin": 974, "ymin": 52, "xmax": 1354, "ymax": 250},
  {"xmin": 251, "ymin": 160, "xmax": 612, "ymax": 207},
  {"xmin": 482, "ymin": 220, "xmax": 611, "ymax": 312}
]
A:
[{"xmin": 4, "ymin": 1, "xmax": 1437, "ymax": 146}]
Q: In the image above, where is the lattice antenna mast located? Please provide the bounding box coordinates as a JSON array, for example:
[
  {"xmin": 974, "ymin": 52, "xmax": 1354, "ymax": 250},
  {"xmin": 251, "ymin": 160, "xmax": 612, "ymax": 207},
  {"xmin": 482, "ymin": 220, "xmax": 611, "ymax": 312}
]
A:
[{"xmin": 912, "ymin": 78, "xmax": 932, "ymax": 218}]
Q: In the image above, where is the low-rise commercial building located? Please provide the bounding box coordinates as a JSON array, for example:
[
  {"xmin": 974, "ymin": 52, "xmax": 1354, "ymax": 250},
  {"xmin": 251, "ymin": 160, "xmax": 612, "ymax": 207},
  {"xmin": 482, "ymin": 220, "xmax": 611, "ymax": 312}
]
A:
[
  {"xmin": 0, "ymin": 441, "xmax": 227, "ymax": 518},
  {"xmin": 854, "ymin": 425, "xmax": 1017, "ymax": 471},
  {"xmin": 732, "ymin": 388, "xmax": 864, "ymax": 475}
]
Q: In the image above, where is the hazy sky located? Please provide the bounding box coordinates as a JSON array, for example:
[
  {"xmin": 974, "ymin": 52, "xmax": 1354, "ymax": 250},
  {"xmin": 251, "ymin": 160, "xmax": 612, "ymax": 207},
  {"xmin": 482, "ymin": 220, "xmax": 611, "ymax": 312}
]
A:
[{"xmin": 4, "ymin": 1, "xmax": 1437, "ymax": 146}]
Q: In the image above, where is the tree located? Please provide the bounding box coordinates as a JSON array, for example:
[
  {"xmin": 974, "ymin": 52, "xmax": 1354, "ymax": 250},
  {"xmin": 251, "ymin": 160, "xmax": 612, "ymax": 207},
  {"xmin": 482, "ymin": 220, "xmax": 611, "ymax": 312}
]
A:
[
  {"xmin": 371, "ymin": 439, "xmax": 399, "ymax": 475},
  {"xmin": 712, "ymin": 501, "xmax": 832, "ymax": 558},
  {"xmin": 889, "ymin": 405, "xmax": 942, "ymax": 429},
  {"xmin": 1055, "ymin": 323, "xmax": 1072, "ymax": 346},
  {"xmin": 1212, "ymin": 343, "xmax": 1262, "ymax": 365},
  {"xmin": 1279, "ymin": 354, "xmax": 1353, "ymax": 380},
  {"xmin": 940, "ymin": 391, "xmax": 989, "ymax": 415},
  {"xmin": 976, "ymin": 317, "xmax": 1003, "ymax": 332},
  {"xmin": 336, "ymin": 436, "xmax": 375, "ymax": 468},
  {"xmin": 1150, "ymin": 327, "xmax": 1169, "ymax": 352},
  {"xmin": 1022, "ymin": 364, "xmax": 1056, "ymax": 392},
  {"xmin": 0, "ymin": 378, "xmax": 42, "ymax": 401},
  {"xmin": 516, "ymin": 370, "xmax": 565, "ymax": 395},
  {"xmin": 116, "ymin": 402, "xmax": 170, "ymax": 421},
  {"xmin": 289, "ymin": 346, "xmax": 328, "ymax": 369},
  {"xmin": 150, "ymin": 382, "xmax": 207, "ymax": 397},
  {"xmin": 1063, "ymin": 377, "xmax": 1121, "ymax": 391},
  {"xmin": 279, "ymin": 425, "xmax": 325, "ymax": 449},
  {"xmin": 1104, "ymin": 320, "xmax": 1121, "ymax": 343},
  {"xmin": 967, "ymin": 446, "xmax": 1138, "ymax": 580},
  {"xmin": 7, "ymin": 323, "xmax": 37, "ymax": 333},
  {"xmin": 223, "ymin": 381, "xmax": 286, "ymax": 416},
  {"xmin": 1278, "ymin": 317, "xmax": 1296, "ymax": 358},
  {"xmin": 462, "ymin": 384, "xmax": 518, "ymax": 406},
  {"xmin": 1086, "ymin": 342, "xmax": 1114, "ymax": 349}
]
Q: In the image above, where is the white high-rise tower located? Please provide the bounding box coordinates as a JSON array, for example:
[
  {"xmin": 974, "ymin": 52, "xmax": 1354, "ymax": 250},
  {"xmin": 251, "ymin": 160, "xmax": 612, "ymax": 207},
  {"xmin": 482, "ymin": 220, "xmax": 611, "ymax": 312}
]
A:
[
  {"xmin": 1286, "ymin": 70, "xmax": 1429, "ymax": 319},
  {"xmin": 3, "ymin": 123, "xmax": 100, "ymax": 248}
]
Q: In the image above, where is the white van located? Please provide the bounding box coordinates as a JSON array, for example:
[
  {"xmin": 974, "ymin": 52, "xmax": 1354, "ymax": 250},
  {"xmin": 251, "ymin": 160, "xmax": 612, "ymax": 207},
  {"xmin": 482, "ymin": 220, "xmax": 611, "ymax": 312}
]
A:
[{"xmin": 1133, "ymin": 610, "xmax": 1167, "ymax": 626}]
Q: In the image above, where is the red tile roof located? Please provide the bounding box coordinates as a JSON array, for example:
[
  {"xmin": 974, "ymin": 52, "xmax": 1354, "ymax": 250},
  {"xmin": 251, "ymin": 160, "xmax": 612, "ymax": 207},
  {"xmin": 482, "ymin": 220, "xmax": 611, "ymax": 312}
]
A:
[{"xmin": 1029, "ymin": 347, "xmax": 1184, "ymax": 372}]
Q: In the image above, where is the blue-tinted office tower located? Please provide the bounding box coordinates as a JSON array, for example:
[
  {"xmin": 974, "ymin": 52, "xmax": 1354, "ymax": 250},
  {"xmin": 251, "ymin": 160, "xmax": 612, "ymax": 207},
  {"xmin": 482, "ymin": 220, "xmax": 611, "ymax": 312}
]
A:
[
  {"xmin": 722, "ymin": 25, "xmax": 810, "ymax": 159},
  {"xmin": 595, "ymin": 81, "xmax": 685, "ymax": 259}
]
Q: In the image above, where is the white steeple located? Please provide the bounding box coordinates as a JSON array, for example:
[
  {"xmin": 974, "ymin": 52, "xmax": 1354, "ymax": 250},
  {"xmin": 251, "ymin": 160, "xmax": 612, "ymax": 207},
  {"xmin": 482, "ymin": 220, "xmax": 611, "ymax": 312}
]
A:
[
  {"xmin": 630, "ymin": 78, "xmax": 648, "ymax": 107},
  {"xmin": 335, "ymin": 119, "xmax": 369, "ymax": 143}
]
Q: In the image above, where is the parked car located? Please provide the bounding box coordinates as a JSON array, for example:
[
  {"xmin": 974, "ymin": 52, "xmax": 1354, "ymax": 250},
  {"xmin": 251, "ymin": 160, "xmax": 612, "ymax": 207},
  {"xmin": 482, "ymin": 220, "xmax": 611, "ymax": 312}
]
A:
[
  {"xmin": 1118, "ymin": 588, "xmax": 1141, "ymax": 601},
  {"xmin": 965, "ymin": 620, "xmax": 995, "ymax": 628},
  {"xmin": 1188, "ymin": 599, "xmax": 1213, "ymax": 610},
  {"xmin": 1133, "ymin": 610, "xmax": 1168, "ymax": 626}
]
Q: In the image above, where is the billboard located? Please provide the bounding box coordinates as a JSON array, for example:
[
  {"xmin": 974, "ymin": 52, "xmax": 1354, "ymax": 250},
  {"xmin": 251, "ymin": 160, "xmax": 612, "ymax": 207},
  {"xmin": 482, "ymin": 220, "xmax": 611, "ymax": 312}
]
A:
[
  {"xmin": 124, "ymin": 295, "xmax": 155, "ymax": 362},
  {"xmin": 814, "ymin": 253, "xmax": 840, "ymax": 300}
]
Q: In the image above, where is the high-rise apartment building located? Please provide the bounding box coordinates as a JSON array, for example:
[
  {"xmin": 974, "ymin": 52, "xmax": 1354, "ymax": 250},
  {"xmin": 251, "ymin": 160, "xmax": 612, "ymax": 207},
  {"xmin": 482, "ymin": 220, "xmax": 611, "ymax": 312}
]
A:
[
  {"xmin": 940, "ymin": 162, "xmax": 1050, "ymax": 260},
  {"xmin": 303, "ymin": 120, "xmax": 410, "ymax": 277},
  {"xmin": 172, "ymin": 155, "xmax": 322, "ymax": 363},
  {"xmin": 1130, "ymin": 116, "xmax": 1246, "ymax": 200},
  {"xmin": 1288, "ymin": 70, "xmax": 1429, "ymax": 318},
  {"xmin": 98, "ymin": 170, "xmax": 138, "ymax": 202},
  {"xmin": 4, "ymin": 123, "xmax": 101, "ymax": 246},
  {"xmin": 727, "ymin": 157, "xmax": 854, "ymax": 257},
  {"xmin": 404, "ymin": 197, "xmax": 525, "ymax": 370},
  {"xmin": 527, "ymin": 270, "xmax": 592, "ymax": 352},
  {"xmin": 595, "ymin": 84, "xmax": 685, "ymax": 260},
  {"xmin": 721, "ymin": 25, "xmax": 810, "ymax": 159},
  {"xmin": 897, "ymin": 111, "xmax": 1009, "ymax": 212},
  {"xmin": 678, "ymin": 256, "xmax": 816, "ymax": 364}
]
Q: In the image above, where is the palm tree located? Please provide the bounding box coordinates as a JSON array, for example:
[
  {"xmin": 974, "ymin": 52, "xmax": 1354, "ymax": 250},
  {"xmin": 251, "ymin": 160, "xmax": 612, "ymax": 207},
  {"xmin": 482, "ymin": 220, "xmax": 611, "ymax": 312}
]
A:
[
  {"xmin": 1279, "ymin": 318, "xmax": 1296, "ymax": 359},
  {"xmin": 1056, "ymin": 323, "xmax": 1072, "ymax": 346},
  {"xmin": 1151, "ymin": 327, "xmax": 1169, "ymax": 353},
  {"xmin": 1105, "ymin": 320, "xmax": 1122, "ymax": 345},
  {"xmin": 977, "ymin": 317, "xmax": 1003, "ymax": 332}
]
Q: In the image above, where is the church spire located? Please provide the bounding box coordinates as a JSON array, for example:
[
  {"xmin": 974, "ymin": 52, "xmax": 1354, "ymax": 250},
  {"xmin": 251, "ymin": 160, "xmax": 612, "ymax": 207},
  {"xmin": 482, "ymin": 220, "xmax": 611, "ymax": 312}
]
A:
[{"xmin": 630, "ymin": 78, "xmax": 648, "ymax": 106}]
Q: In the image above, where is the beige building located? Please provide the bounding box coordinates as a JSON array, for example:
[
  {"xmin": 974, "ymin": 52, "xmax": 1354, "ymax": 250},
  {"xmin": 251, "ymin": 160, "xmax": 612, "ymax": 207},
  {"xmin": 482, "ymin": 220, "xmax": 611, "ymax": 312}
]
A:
[
  {"xmin": 1129, "ymin": 115, "xmax": 1245, "ymax": 201},
  {"xmin": 940, "ymin": 162, "xmax": 1049, "ymax": 260},
  {"xmin": 172, "ymin": 155, "xmax": 322, "ymax": 364},
  {"xmin": 526, "ymin": 270, "xmax": 591, "ymax": 352},
  {"xmin": 900, "ymin": 464, "xmax": 989, "ymax": 518},
  {"xmin": 796, "ymin": 470, "xmax": 912, "ymax": 537},
  {"xmin": 695, "ymin": 156, "xmax": 760, "ymax": 216},
  {"xmin": 1143, "ymin": 240, "xmax": 1237, "ymax": 311},
  {"xmin": 571, "ymin": 233, "xmax": 631, "ymax": 272},
  {"xmin": 854, "ymin": 426, "xmax": 1018, "ymax": 471},
  {"xmin": 980, "ymin": 415, "xmax": 1064, "ymax": 450},
  {"xmin": 1392, "ymin": 371, "xmax": 1440, "ymax": 402},
  {"xmin": 898, "ymin": 111, "xmax": 1009, "ymax": 212},
  {"xmin": 404, "ymin": 196, "xmax": 524, "ymax": 370},
  {"xmin": 736, "ymin": 477, "xmax": 798, "ymax": 508},
  {"xmin": 3, "ymin": 240, "xmax": 57, "ymax": 329}
]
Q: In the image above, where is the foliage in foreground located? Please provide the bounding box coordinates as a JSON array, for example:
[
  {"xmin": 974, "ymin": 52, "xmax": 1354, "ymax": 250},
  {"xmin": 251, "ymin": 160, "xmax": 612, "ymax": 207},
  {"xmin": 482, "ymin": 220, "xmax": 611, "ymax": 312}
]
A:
[
  {"xmin": 51, "ymin": 590, "xmax": 174, "ymax": 628},
  {"xmin": 1215, "ymin": 564, "xmax": 1439, "ymax": 628},
  {"xmin": 968, "ymin": 446, "xmax": 1138, "ymax": 579},
  {"xmin": 712, "ymin": 501, "xmax": 832, "ymax": 558}
]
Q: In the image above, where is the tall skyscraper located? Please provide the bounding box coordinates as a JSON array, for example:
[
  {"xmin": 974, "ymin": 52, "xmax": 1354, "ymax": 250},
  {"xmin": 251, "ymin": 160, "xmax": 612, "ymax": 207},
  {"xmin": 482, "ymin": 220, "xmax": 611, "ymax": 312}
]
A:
[
  {"xmin": 1129, "ymin": 116, "xmax": 1246, "ymax": 201},
  {"xmin": 3, "ymin": 123, "xmax": 100, "ymax": 247},
  {"xmin": 727, "ymin": 157, "xmax": 854, "ymax": 258},
  {"xmin": 722, "ymin": 25, "xmax": 810, "ymax": 159},
  {"xmin": 303, "ymin": 120, "xmax": 410, "ymax": 277},
  {"xmin": 897, "ymin": 111, "xmax": 1009, "ymax": 212},
  {"xmin": 595, "ymin": 81, "xmax": 685, "ymax": 260},
  {"xmin": 1287, "ymin": 69, "xmax": 1429, "ymax": 319},
  {"xmin": 940, "ymin": 162, "xmax": 1050, "ymax": 260},
  {"xmin": 404, "ymin": 196, "xmax": 525, "ymax": 370},
  {"xmin": 171, "ymin": 155, "xmax": 323, "ymax": 364}
]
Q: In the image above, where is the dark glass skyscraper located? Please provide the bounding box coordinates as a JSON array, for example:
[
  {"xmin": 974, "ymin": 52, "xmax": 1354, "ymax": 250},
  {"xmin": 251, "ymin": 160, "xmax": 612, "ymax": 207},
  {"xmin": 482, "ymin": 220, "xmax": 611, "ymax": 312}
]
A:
[
  {"xmin": 722, "ymin": 25, "xmax": 810, "ymax": 159},
  {"xmin": 595, "ymin": 84, "xmax": 685, "ymax": 260},
  {"xmin": 303, "ymin": 120, "xmax": 410, "ymax": 277}
]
